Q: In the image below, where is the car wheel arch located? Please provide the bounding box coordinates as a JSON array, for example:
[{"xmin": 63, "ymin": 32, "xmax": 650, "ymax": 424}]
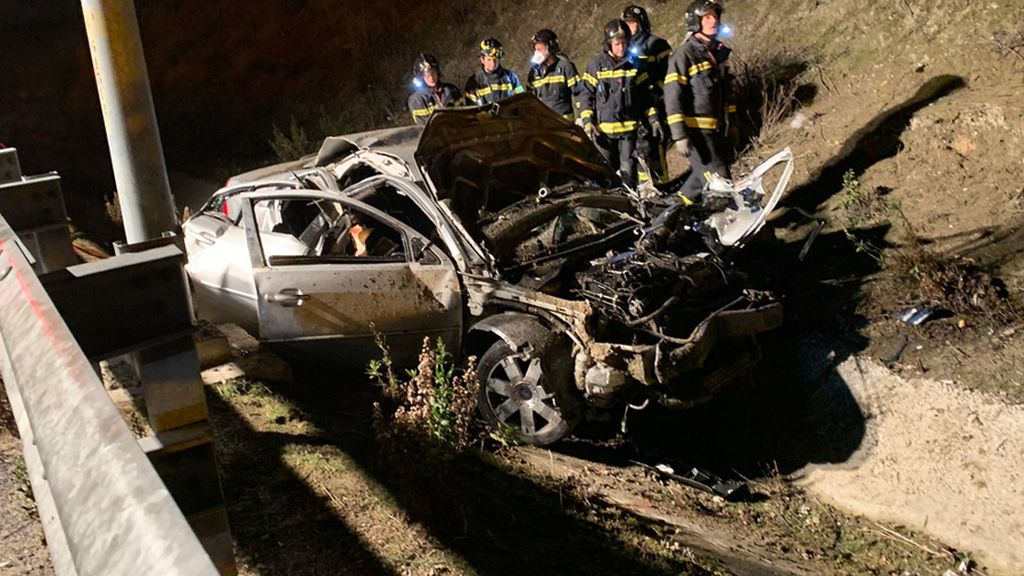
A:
[{"xmin": 464, "ymin": 312, "xmax": 554, "ymax": 362}]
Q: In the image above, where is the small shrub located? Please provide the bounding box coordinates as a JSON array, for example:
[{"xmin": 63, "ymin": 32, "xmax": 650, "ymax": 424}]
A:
[
  {"xmin": 268, "ymin": 116, "xmax": 314, "ymax": 161},
  {"xmin": 105, "ymin": 192, "xmax": 122, "ymax": 225},
  {"xmin": 371, "ymin": 336, "xmax": 479, "ymax": 458}
]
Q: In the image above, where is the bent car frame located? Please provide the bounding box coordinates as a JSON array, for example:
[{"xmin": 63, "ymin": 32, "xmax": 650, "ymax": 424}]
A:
[{"xmin": 182, "ymin": 94, "xmax": 793, "ymax": 445}]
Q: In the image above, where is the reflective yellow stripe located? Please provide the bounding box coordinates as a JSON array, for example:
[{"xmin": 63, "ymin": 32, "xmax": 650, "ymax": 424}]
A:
[
  {"xmin": 562, "ymin": 113, "xmax": 574, "ymax": 120},
  {"xmin": 656, "ymin": 49, "xmax": 672, "ymax": 60},
  {"xmin": 646, "ymin": 107, "xmax": 657, "ymax": 118},
  {"xmin": 676, "ymin": 192, "xmax": 696, "ymax": 206},
  {"xmin": 638, "ymin": 171, "xmax": 651, "ymax": 182},
  {"xmin": 411, "ymin": 106, "xmax": 434, "ymax": 117},
  {"xmin": 514, "ymin": 85, "xmax": 525, "ymax": 94},
  {"xmin": 580, "ymin": 109, "xmax": 594, "ymax": 119},
  {"xmin": 685, "ymin": 116, "xmax": 719, "ymax": 129},
  {"xmin": 477, "ymin": 83, "xmax": 517, "ymax": 95},
  {"xmin": 596, "ymin": 69, "xmax": 637, "ymax": 79},
  {"xmin": 598, "ymin": 121, "xmax": 637, "ymax": 134},
  {"xmin": 566, "ymin": 76, "xmax": 578, "ymax": 87},
  {"xmin": 664, "ymin": 72, "xmax": 688, "ymax": 85},
  {"xmin": 666, "ymin": 114, "xmax": 719, "ymax": 129},
  {"xmin": 637, "ymin": 72, "xmax": 649, "ymax": 85},
  {"xmin": 532, "ymin": 75, "xmax": 567, "ymax": 87},
  {"xmin": 727, "ymin": 104, "xmax": 737, "ymax": 113},
  {"xmin": 688, "ymin": 61, "xmax": 713, "ymax": 77},
  {"xmin": 583, "ymin": 73, "xmax": 598, "ymax": 86}
]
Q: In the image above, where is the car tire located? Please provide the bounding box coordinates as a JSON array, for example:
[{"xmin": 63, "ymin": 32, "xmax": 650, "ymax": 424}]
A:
[{"xmin": 477, "ymin": 339, "xmax": 576, "ymax": 446}]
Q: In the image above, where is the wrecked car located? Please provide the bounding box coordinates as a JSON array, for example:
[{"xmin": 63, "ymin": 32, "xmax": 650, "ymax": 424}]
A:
[{"xmin": 182, "ymin": 94, "xmax": 793, "ymax": 445}]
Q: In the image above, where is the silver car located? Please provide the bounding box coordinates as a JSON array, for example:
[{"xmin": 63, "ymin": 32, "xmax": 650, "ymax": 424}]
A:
[{"xmin": 182, "ymin": 94, "xmax": 793, "ymax": 445}]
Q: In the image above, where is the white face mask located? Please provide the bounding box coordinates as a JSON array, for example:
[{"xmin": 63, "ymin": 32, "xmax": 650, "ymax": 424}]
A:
[{"xmin": 531, "ymin": 50, "xmax": 547, "ymax": 65}]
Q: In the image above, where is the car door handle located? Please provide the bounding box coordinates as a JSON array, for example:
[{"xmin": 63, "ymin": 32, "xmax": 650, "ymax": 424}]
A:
[
  {"xmin": 264, "ymin": 288, "xmax": 310, "ymax": 307},
  {"xmin": 194, "ymin": 230, "xmax": 217, "ymax": 246}
]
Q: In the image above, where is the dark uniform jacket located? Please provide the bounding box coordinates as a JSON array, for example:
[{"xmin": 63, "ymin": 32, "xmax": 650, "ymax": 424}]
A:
[
  {"xmin": 577, "ymin": 51, "xmax": 657, "ymax": 138},
  {"xmin": 464, "ymin": 67, "xmax": 524, "ymax": 106},
  {"xmin": 526, "ymin": 55, "xmax": 580, "ymax": 119},
  {"xmin": 629, "ymin": 31, "xmax": 672, "ymax": 92},
  {"xmin": 664, "ymin": 33, "xmax": 736, "ymax": 141},
  {"xmin": 408, "ymin": 83, "xmax": 462, "ymax": 125}
]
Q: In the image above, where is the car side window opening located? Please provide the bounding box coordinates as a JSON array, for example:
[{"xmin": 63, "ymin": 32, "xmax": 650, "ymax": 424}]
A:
[
  {"xmin": 332, "ymin": 162, "xmax": 437, "ymax": 240},
  {"xmin": 252, "ymin": 198, "xmax": 406, "ymax": 266}
]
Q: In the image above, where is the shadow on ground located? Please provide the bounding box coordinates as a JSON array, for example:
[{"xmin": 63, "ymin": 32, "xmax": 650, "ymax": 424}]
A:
[
  {"xmin": 256, "ymin": 363, "xmax": 712, "ymax": 576},
  {"xmin": 207, "ymin": 391, "xmax": 397, "ymax": 575},
  {"xmin": 775, "ymin": 74, "xmax": 967, "ymax": 227}
]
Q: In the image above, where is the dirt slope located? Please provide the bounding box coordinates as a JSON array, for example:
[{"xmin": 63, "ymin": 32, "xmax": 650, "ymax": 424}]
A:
[{"xmin": 795, "ymin": 335, "xmax": 1024, "ymax": 574}]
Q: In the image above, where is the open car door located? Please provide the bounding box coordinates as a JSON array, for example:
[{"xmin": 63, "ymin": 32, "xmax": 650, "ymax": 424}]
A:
[{"xmin": 239, "ymin": 189, "xmax": 462, "ymax": 367}]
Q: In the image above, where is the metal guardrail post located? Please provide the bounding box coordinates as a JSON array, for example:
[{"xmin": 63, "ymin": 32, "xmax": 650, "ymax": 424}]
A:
[
  {"xmin": 41, "ymin": 244, "xmax": 237, "ymax": 575},
  {"xmin": 0, "ymin": 213, "xmax": 219, "ymax": 576},
  {"xmin": 0, "ymin": 148, "xmax": 23, "ymax": 183},
  {"xmin": 80, "ymin": 0, "xmax": 177, "ymax": 243},
  {"xmin": 0, "ymin": 148, "xmax": 76, "ymax": 273}
]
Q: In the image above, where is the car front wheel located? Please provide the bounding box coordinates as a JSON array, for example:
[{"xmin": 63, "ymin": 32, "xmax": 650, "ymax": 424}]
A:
[{"xmin": 477, "ymin": 340, "xmax": 574, "ymax": 446}]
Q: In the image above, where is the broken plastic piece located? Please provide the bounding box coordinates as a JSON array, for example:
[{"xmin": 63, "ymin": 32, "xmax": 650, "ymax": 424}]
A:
[
  {"xmin": 632, "ymin": 460, "xmax": 751, "ymax": 501},
  {"xmin": 895, "ymin": 305, "xmax": 936, "ymax": 326}
]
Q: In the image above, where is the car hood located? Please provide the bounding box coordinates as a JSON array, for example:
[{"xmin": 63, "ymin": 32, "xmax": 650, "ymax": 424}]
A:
[{"xmin": 414, "ymin": 93, "xmax": 616, "ymax": 215}]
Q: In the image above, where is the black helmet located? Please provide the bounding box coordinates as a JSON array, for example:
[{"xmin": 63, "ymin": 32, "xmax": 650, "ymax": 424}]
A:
[
  {"xmin": 412, "ymin": 52, "xmax": 439, "ymax": 78},
  {"xmin": 622, "ymin": 5, "xmax": 651, "ymax": 33},
  {"xmin": 603, "ymin": 19, "xmax": 632, "ymax": 47},
  {"xmin": 531, "ymin": 29, "xmax": 560, "ymax": 54},
  {"xmin": 685, "ymin": 0, "xmax": 723, "ymax": 34},
  {"xmin": 479, "ymin": 37, "xmax": 505, "ymax": 59}
]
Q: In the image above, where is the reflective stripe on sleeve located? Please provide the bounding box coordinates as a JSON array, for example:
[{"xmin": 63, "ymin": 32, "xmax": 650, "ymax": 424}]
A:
[
  {"xmin": 685, "ymin": 116, "xmax": 719, "ymax": 129},
  {"xmin": 598, "ymin": 120, "xmax": 638, "ymax": 134},
  {"xmin": 687, "ymin": 61, "xmax": 712, "ymax": 76},
  {"xmin": 664, "ymin": 72, "xmax": 688, "ymax": 85}
]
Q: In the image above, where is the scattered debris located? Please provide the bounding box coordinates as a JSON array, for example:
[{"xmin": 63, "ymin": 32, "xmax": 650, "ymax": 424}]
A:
[
  {"xmin": 631, "ymin": 460, "xmax": 751, "ymax": 501},
  {"xmin": 896, "ymin": 304, "xmax": 938, "ymax": 326},
  {"xmin": 798, "ymin": 220, "xmax": 825, "ymax": 261},
  {"xmin": 882, "ymin": 334, "xmax": 910, "ymax": 363}
]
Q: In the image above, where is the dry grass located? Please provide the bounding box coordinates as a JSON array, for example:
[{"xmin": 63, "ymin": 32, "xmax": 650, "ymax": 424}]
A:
[{"xmin": 371, "ymin": 336, "xmax": 479, "ymax": 458}]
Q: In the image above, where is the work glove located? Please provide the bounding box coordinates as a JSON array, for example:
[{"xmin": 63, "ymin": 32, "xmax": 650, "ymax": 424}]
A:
[
  {"xmin": 670, "ymin": 138, "xmax": 690, "ymax": 159},
  {"xmin": 649, "ymin": 118, "xmax": 665, "ymax": 143},
  {"xmin": 583, "ymin": 122, "xmax": 598, "ymax": 141}
]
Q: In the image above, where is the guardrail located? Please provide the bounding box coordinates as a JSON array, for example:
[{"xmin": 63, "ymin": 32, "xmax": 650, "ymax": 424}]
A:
[{"xmin": 0, "ymin": 149, "xmax": 229, "ymax": 575}]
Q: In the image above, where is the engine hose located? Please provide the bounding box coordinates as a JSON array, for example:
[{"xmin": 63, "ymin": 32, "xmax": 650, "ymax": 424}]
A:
[{"xmin": 624, "ymin": 296, "xmax": 679, "ymax": 327}]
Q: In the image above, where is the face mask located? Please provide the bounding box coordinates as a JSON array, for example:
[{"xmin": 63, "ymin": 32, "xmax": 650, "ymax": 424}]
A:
[{"xmin": 531, "ymin": 50, "xmax": 546, "ymax": 66}]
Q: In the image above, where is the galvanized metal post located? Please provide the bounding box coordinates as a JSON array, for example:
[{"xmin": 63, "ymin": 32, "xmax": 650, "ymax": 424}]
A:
[{"xmin": 81, "ymin": 0, "xmax": 177, "ymax": 243}]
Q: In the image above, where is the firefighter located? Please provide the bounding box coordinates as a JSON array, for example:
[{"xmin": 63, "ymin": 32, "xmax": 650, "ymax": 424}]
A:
[
  {"xmin": 664, "ymin": 0, "xmax": 737, "ymax": 203},
  {"xmin": 465, "ymin": 38, "xmax": 525, "ymax": 106},
  {"xmin": 407, "ymin": 53, "xmax": 462, "ymax": 125},
  {"xmin": 622, "ymin": 4, "xmax": 673, "ymax": 184},
  {"xmin": 526, "ymin": 29, "xmax": 580, "ymax": 121},
  {"xmin": 577, "ymin": 20, "xmax": 663, "ymax": 187}
]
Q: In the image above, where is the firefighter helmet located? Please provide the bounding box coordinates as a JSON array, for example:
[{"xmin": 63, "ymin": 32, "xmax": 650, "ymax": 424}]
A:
[
  {"xmin": 603, "ymin": 19, "xmax": 632, "ymax": 47},
  {"xmin": 412, "ymin": 52, "xmax": 439, "ymax": 78},
  {"xmin": 531, "ymin": 29, "xmax": 560, "ymax": 54},
  {"xmin": 479, "ymin": 37, "xmax": 505, "ymax": 59},
  {"xmin": 622, "ymin": 5, "xmax": 651, "ymax": 33},
  {"xmin": 685, "ymin": 0, "xmax": 723, "ymax": 34}
]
